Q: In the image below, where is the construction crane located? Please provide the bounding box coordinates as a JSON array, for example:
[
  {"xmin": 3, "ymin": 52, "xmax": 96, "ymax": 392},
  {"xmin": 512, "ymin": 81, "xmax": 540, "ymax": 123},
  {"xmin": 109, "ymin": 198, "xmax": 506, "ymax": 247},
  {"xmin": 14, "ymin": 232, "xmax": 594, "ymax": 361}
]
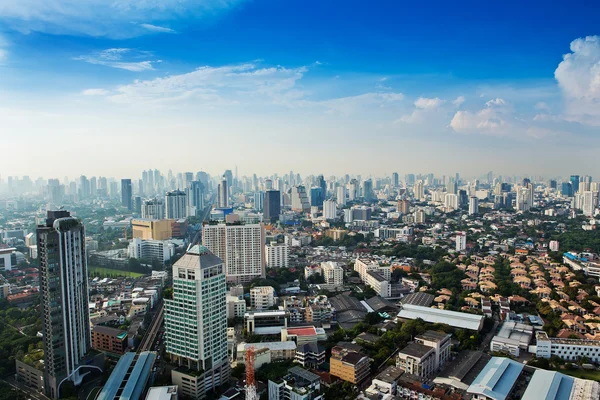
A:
[{"xmin": 245, "ymin": 346, "xmax": 257, "ymax": 400}]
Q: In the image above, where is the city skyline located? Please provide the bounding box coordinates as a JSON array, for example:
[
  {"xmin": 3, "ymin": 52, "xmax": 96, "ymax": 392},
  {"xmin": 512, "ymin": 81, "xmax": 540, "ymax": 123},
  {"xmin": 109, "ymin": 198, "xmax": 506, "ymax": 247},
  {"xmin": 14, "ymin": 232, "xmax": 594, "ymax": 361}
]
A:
[{"xmin": 1, "ymin": 2, "xmax": 600, "ymax": 176}]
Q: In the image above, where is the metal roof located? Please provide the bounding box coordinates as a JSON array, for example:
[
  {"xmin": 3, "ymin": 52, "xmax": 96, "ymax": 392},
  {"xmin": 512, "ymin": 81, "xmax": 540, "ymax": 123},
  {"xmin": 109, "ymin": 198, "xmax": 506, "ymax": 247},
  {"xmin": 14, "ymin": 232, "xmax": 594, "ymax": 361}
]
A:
[
  {"xmin": 522, "ymin": 370, "xmax": 574, "ymax": 400},
  {"xmin": 467, "ymin": 357, "xmax": 524, "ymax": 400},
  {"xmin": 398, "ymin": 304, "xmax": 484, "ymax": 331},
  {"xmin": 120, "ymin": 352, "xmax": 156, "ymax": 400},
  {"xmin": 97, "ymin": 352, "xmax": 136, "ymax": 400},
  {"xmin": 96, "ymin": 352, "xmax": 156, "ymax": 400}
]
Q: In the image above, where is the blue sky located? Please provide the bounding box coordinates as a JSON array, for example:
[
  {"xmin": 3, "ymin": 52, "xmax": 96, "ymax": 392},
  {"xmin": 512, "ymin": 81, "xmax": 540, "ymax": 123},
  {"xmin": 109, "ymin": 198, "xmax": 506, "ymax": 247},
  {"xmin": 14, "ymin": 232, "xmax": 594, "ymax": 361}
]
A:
[{"xmin": 1, "ymin": 1, "xmax": 600, "ymax": 179}]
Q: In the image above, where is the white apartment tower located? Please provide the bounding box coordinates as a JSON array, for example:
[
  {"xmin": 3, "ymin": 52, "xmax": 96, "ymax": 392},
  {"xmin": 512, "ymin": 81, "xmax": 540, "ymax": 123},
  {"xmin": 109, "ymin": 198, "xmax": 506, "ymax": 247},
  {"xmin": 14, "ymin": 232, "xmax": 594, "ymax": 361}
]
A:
[
  {"xmin": 456, "ymin": 232, "xmax": 467, "ymax": 252},
  {"xmin": 218, "ymin": 176, "xmax": 228, "ymax": 208},
  {"xmin": 142, "ymin": 198, "xmax": 165, "ymax": 219},
  {"xmin": 468, "ymin": 196, "xmax": 479, "ymax": 215},
  {"xmin": 250, "ymin": 286, "xmax": 275, "ymax": 310},
  {"xmin": 291, "ymin": 185, "xmax": 310, "ymax": 212},
  {"xmin": 321, "ymin": 261, "xmax": 344, "ymax": 286},
  {"xmin": 323, "ymin": 200, "xmax": 337, "ymax": 220},
  {"xmin": 165, "ymin": 245, "xmax": 229, "ymax": 399},
  {"xmin": 414, "ymin": 180, "xmax": 425, "ymax": 201},
  {"xmin": 336, "ymin": 186, "xmax": 347, "ymax": 206},
  {"xmin": 165, "ymin": 189, "xmax": 187, "ymax": 219},
  {"xmin": 265, "ymin": 242, "xmax": 289, "ymax": 268},
  {"xmin": 202, "ymin": 223, "xmax": 266, "ymax": 283},
  {"xmin": 37, "ymin": 210, "xmax": 91, "ymax": 399}
]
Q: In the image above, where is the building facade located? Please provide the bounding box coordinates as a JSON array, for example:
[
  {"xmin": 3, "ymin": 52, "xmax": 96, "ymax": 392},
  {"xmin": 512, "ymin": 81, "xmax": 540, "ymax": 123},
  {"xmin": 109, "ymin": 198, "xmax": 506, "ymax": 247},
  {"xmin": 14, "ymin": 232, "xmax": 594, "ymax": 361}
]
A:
[
  {"xmin": 265, "ymin": 242, "xmax": 289, "ymax": 268},
  {"xmin": 165, "ymin": 190, "xmax": 187, "ymax": 219},
  {"xmin": 37, "ymin": 210, "xmax": 91, "ymax": 399}
]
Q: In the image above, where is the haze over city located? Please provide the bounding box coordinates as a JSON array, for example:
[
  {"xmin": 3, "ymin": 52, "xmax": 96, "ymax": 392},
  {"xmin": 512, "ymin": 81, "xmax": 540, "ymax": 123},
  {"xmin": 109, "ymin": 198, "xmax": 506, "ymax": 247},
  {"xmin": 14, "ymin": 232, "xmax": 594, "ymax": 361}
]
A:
[{"xmin": 1, "ymin": 1, "xmax": 600, "ymax": 177}]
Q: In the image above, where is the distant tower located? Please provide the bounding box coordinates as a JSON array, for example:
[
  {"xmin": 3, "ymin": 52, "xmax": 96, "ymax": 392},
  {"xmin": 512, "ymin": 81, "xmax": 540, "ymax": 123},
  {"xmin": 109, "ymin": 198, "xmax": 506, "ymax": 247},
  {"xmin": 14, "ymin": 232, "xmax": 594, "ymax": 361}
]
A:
[
  {"xmin": 121, "ymin": 178, "xmax": 132, "ymax": 210},
  {"xmin": 245, "ymin": 347, "xmax": 257, "ymax": 400},
  {"xmin": 218, "ymin": 176, "xmax": 229, "ymax": 208}
]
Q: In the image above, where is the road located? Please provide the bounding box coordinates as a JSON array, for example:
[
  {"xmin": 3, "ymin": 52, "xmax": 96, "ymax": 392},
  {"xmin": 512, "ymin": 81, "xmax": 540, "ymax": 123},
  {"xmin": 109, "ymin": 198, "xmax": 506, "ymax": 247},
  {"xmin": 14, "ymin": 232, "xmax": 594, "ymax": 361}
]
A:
[
  {"xmin": 3, "ymin": 376, "xmax": 49, "ymax": 400},
  {"xmin": 138, "ymin": 302, "xmax": 164, "ymax": 353},
  {"xmin": 189, "ymin": 194, "xmax": 215, "ymax": 246}
]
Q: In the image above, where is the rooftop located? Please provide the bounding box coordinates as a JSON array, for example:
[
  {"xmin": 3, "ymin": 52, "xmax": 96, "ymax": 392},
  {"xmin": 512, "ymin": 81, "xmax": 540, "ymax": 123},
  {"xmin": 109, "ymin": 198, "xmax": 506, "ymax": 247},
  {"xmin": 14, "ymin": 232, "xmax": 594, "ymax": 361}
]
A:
[
  {"xmin": 467, "ymin": 357, "xmax": 524, "ymax": 400},
  {"xmin": 521, "ymin": 370, "xmax": 574, "ymax": 400},
  {"xmin": 398, "ymin": 304, "xmax": 484, "ymax": 331},
  {"xmin": 416, "ymin": 330, "xmax": 451, "ymax": 343},
  {"xmin": 374, "ymin": 365, "xmax": 405, "ymax": 384},
  {"xmin": 399, "ymin": 342, "xmax": 434, "ymax": 359},
  {"xmin": 400, "ymin": 292, "xmax": 435, "ymax": 307}
]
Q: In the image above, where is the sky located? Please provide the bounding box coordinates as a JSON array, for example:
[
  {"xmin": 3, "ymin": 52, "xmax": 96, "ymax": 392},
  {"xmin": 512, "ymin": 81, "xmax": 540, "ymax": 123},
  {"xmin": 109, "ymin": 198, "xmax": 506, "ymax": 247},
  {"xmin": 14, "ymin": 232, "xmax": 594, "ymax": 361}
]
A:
[{"xmin": 1, "ymin": 0, "xmax": 600, "ymax": 180}]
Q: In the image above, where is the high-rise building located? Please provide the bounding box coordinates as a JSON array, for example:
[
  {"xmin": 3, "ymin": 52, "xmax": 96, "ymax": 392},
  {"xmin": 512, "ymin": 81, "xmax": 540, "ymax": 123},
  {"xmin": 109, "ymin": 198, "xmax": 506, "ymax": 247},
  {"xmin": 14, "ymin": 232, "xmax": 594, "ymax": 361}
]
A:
[
  {"xmin": 202, "ymin": 223, "xmax": 266, "ymax": 283},
  {"xmin": 134, "ymin": 196, "xmax": 142, "ymax": 214},
  {"xmin": 455, "ymin": 232, "xmax": 467, "ymax": 252},
  {"xmin": 444, "ymin": 193, "xmax": 458, "ymax": 210},
  {"xmin": 121, "ymin": 179, "xmax": 132, "ymax": 210},
  {"xmin": 316, "ymin": 175, "xmax": 327, "ymax": 200},
  {"xmin": 165, "ymin": 190, "xmax": 187, "ymax": 219},
  {"xmin": 254, "ymin": 191, "xmax": 265, "ymax": 211},
  {"xmin": 37, "ymin": 210, "xmax": 91, "ymax": 398},
  {"xmin": 570, "ymin": 175, "xmax": 580, "ymax": 194},
  {"xmin": 348, "ymin": 179, "xmax": 358, "ymax": 201},
  {"xmin": 264, "ymin": 190, "xmax": 281, "ymax": 223},
  {"xmin": 468, "ymin": 196, "xmax": 479, "ymax": 216},
  {"xmin": 142, "ymin": 198, "xmax": 165, "ymax": 220},
  {"xmin": 188, "ymin": 180, "xmax": 205, "ymax": 216},
  {"xmin": 446, "ymin": 181, "xmax": 457, "ymax": 195},
  {"xmin": 397, "ymin": 199, "xmax": 410, "ymax": 214},
  {"xmin": 79, "ymin": 175, "xmax": 90, "ymax": 200},
  {"xmin": 310, "ymin": 187, "xmax": 324, "ymax": 207},
  {"xmin": 392, "ymin": 172, "xmax": 399, "ymax": 187},
  {"xmin": 323, "ymin": 200, "xmax": 337, "ymax": 220},
  {"xmin": 218, "ymin": 176, "xmax": 228, "ymax": 208},
  {"xmin": 336, "ymin": 186, "xmax": 346, "ymax": 206},
  {"xmin": 362, "ymin": 179, "xmax": 374, "ymax": 201},
  {"xmin": 291, "ymin": 185, "xmax": 310, "ymax": 213},
  {"xmin": 165, "ymin": 245, "xmax": 229, "ymax": 399},
  {"xmin": 582, "ymin": 191, "xmax": 597, "ymax": 217},
  {"xmin": 414, "ymin": 180, "xmax": 424, "ymax": 201},
  {"xmin": 561, "ymin": 182, "xmax": 573, "ymax": 197}
]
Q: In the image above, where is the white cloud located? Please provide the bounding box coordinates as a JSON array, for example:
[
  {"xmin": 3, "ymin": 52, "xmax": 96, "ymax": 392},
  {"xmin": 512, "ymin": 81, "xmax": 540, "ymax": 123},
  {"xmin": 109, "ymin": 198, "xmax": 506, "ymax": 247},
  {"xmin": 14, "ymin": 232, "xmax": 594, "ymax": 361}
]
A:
[
  {"xmin": 450, "ymin": 98, "xmax": 511, "ymax": 135},
  {"xmin": 555, "ymin": 35, "xmax": 600, "ymax": 125},
  {"xmin": 82, "ymin": 88, "xmax": 110, "ymax": 96},
  {"xmin": 139, "ymin": 23, "xmax": 177, "ymax": 34},
  {"xmin": 414, "ymin": 97, "xmax": 445, "ymax": 109},
  {"xmin": 485, "ymin": 97, "xmax": 506, "ymax": 107},
  {"xmin": 452, "ymin": 96, "xmax": 465, "ymax": 106},
  {"xmin": 0, "ymin": 0, "xmax": 246, "ymax": 38},
  {"xmin": 0, "ymin": 34, "xmax": 8, "ymax": 64},
  {"xmin": 323, "ymin": 92, "xmax": 403, "ymax": 115},
  {"xmin": 74, "ymin": 48, "xmax": 156, "ymax": 71},
  {"xmin": 535, "ymin": 101, "xmax": 549, "ymax": 110}
]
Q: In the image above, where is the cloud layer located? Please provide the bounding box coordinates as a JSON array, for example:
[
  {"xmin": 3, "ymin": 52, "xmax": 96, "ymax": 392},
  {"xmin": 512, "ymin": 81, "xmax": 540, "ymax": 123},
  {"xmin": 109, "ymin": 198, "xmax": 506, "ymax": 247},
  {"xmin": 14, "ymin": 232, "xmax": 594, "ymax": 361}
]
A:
[{"xmin": 75, "ymin": 48, "xmax": 157, "ymax": 71}]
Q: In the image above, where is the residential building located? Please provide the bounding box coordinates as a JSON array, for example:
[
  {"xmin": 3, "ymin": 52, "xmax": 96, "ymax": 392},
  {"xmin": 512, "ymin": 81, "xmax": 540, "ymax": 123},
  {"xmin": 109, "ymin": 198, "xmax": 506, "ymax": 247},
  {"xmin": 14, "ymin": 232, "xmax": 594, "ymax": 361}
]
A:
[
  {"xmin": 188, "ymin": 180, "xmax": 205, "ymax": 217},
  {"xmin": 397, "ymin": 199, "xmax": 410, "ymax": 214},
  {"xmin": 218, "ymin": 176, "xmax": 228, "ymax": 208},
  {"xmin": 291, "ymin": 185, "xmax": 310, "ymax": 213},
  {"xmin": 266, "ymin": 242, "xmax": 289, "ymax": 268},
  {"xmin": 165, "ymin": 245, "xmax": 229, "ymax": 399},
  {"xmin": 396, "ymin": 343, "xmax": 436, "ymax": 378},
  {"xmin": 202, "ymin": 223, "xmax": 266, "ymax": 284},
  {"xmin": 165, "ymin": 190, "xmax": 187, "ymax": 219},
  {"xmin": 295, "ymin": 343, "xmax": 326, "ymax": 368},
  {"xmin": 245, "ymin": 310, "xmax": 287, "ymax": 335},
  {"xmin": 321, "ymin": 261, "xmax": 344, "ymax": 286},
  {"xmin": 145, "ymin": 386, "xmax": 179, "ymax": 400},
  {"xmin": 250, "ymin": 286, "xmax": 276, "ymax": 310},
  {"xmin": 237, "ymin": 341, "xmax": 296, "ymax": 363},
  {"xmin": 226, "ymin": 295, "xmax": 246, "ymax": 319},
  {"xmin": 268, "ymin": 366, "xmax": 323, "ymax": 400},
  {"xmin": 469, "ymin": 196, "xmax": 479, "ymax": 215},
  {"xmin": 142, "ymin": 198, "xmax": 165, "ymax": 219},
  {"xmin": 336, "ymin": 186, "xmax": 346, "ymax": 206},
  {"xmin": 92, "ymin": 325, "xmax": 128, "ymax": 355},
  {"xmin": 37, "ymin": 210, "xmax": 91, "ymax": 399},
  {"xmin": 414, "ymin": 330, "xmax": 452, "ymax": 371},
  {"xmin": 456, "ymin": 231, "xmax": 467, "ymax": 252},
  {"xmin": 132, "ymin": 219, "xmax": 173, "ymax": 240},
  {"xmin": 323, "ymin": 200, "xmax": 337, "ymax": 219},
  {"xmin": 365, "ymin": 366, "xmax": 404, "ymax": 398},
  {"xmin": 549, "ymin": 240, "xmax": 560, "ymax": 252},
  {"xmin": 329, "ymin": 346, "xmax": 370, "ymax": 384}
]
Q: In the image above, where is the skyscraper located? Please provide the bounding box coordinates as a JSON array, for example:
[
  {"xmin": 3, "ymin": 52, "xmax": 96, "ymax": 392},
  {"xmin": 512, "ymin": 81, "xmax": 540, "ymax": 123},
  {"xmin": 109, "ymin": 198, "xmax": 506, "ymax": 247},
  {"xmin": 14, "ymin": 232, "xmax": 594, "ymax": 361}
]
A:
[
  {"xmin": 142, "ymin": 198, "xmax": 165, "ymax": 220},
  {"xmin": 264, "ymin": 190, "xmax": 281, "ymax": 223},
  {"xmin": 254, "ymin": 191, "xmax": 265, "ymax": 211},
  {"xmin": 468, "ymin": 196, "xmax": 479, "ymax": 216},
  {"xmin": 392, "ymin": 172, "xmax": 399, "ymax": 187},
  {"xmin": 362, "ymin": 179, "xmax": 373, "ymax": 201},
  {"xmin": 218, "ymin": 176, "xmax": 228, "ymax": 208},
  {"xmin": 414, "ymin": 180, "xmax": 424, "ymax": 201},
  {"xmin": 310, "ymin": 187, "xmax": 324, "ymax": 207},
  {"xmin": 165, "ymin": 245, "xmax": 229, "ymax": 399},
  {"xmin": 316, "ymin": 175, "xmax": 327, "ymax": 200},
  {"xmin": 188, "ymin": 181, "xmax": 205, "ymax": 216},
  {"xmin": 202, "ymin": 223, "xmax": 265, "ymax": 284},
  {"xmin": 165, "ymin": 189, "xmax": 187, "ymax": 219},
  {"xmin": 336, "ymin": 186, "xmax": 347, "ymax": 206},
  {"xmin": 570, "ymin": 175, "xmax": 580, "ymax": 194},
  {"xmin": 323, "ymin": 200, "xmax": 337, "ymax": 220},
  {"xmin": 291, "ymin": 185, "xmax": 310, "ymax": 212},
  {"xmin": 37, "ymin": 210, "xmax": 91, "ymax": 399},
  {"xmin": 121, "ymin": 179, "xmax": 132, "ymax": 210}
]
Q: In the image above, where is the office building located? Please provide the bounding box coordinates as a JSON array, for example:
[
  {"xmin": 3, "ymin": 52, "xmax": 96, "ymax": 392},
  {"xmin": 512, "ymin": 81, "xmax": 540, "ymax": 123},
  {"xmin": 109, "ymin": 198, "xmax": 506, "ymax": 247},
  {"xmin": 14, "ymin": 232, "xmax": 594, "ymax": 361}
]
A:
[
  {"xmin": 310, "ymin": 187, "xmax": 324, "ymax": 207},
  {"xmin": 188, "ymin": 181, "xmax": 205, "ymax": 216},
  {"xmin": 165, "ymin": 190, "xmax": 187, "ymax": 219},
  {"xmin": 561, "ymin": 182, "xmax": 573, "ymax": 197},
  {"xmin": 392, "ymin": 172, "xmax": 399, "ymax": 187},
  {"xmin": 321, "ymin": 261, "xmax": 344, "ymax": 286},
  {"xmin": 165, "ymin": 245, "xmax": 229, "ymax": 399},
  {"xmin": 291, "ymin": 185, "xmax": 310, "ymax": 212},
  {"xmin": 121, "ymin": 179, "xmax": 133, "ymax": 210},
  {"xmin": 145, "ymin": 386, "xmax": 179, "ymax": 400},
  {"xmin": 128, "ymin": 238, "xmax": 175, "ymax": 264},
  {"xmin": 254, "ymin": 191, "xmax": 264, "ymax": 211},
  {"xmin": 264, "ymin": 189, "xmax": 281, "ymax": 223},
  {"xmin": 131, "ymin": 219, "xmax": 173, "ymax": 241},
  {"xmin": 362, "ymin": 179, "xmax": 374, "ymax": 201},
  {"xmin": 396, "ymin": 343, "xmax": 436, "ymax": 378},
  {"xmin": 218, "ymin": 176, "xmax": 228, "ymax": 208},
  {"xmin": 414, "ymin": 331, "xmax": 451, "ymax": 371},
  {"xmin": 323, "ymin": 200, "xmax": 337, "ymax": 220},
  {"xmin": 348, "ymin": 179, "xmax": 358, "ymax": 201},
  {"xmin": 535, "ymin": 331, "xmax": 600, "ymax": 362},
  {"xmin": 268, "ymin": 366, "xmax": 323, "ymax": 400},
  {"xmin": 142, "ymin": 198, "xmax": 165, "ymax": 220},
  {"xmin": 202, "ymin": 223, "xmax": 266, "ymax": 283},
  {"xmin": 397, "ymin": 199, "xmax": 410, "ymax": 214},
  {"xmin": 469, "ymin": 196, "xmax": 479, "ymax": 215},
  {"xmin": 250, "ymin": 286, "xmax": 276, "ymax": 310},
  {"xmin": 570, "ymin": 175, "xmax": 580, "ymax": 193},
  {"xmin": 37, "ymin": 210, "xmax": 91, "ymax": 398},
  {"xmin": 265, "ymin": 242, "xmax": 289, "ymax": 268}
]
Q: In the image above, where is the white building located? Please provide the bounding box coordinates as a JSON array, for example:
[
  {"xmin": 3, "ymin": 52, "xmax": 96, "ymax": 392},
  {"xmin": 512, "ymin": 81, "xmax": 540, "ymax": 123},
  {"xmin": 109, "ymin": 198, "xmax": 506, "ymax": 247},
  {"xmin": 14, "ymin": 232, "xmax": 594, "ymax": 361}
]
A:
[
  {"xmin": 202, "ymin": 223, "xmax": 266, "ymax": 284},
  {"xmin": 323, "ymin": 200, "xmax": 337, "ymax": 220},
  {"xmin": 265, "ymin": 242, "xmax": 289, "ymax": 268},
  {"xmin": 445, "ymin": 193, "xmax": 458, "ymax": 210},
  {"xmin": 549, "ymin": 240, "xmax": 560, "ymax": 252},
  {"xmin": 142, "ymin": 198, "xmax": 165, "ymax": 219},
  {"xmin": 336, "ymin": 186, "xmax": 346, "ymax": 206},
  {"xmin": 128, "ymin": 238, "xmax": 175, "ymax": 264},
  {"xmin": 456, "ymin": 231, "xmax": 467, "ymax": 252},
  {"xmin": 226, "ymin": 295, "xmax": 247, "ymax": 319},
  {"xmin": 414, "ymin": 331, "xmax": 452, "ymax": 371},
  {"xmin": 250, "ymin": 286, "xmax": 276, "ymax": 310},
  {"xmin": 414, "ymin": 180, "xmax": 424, "ymax": 200},
  {"xmin": 469, "ymin": 196, "xmax": 479, "ymax": 215},
  {"xmin": 396, "ymin": 342, "xmax": 436, "ymax": 378},
  {"xmin": 291, "ymin": 185, "xmax": 310, "ymax": 213},
  {"xmin": 165, "ymin": 190, "xmax": 187, "ymax": 219},
  {"xmin": 535, "ymin": 331, "xmax": 600, "ymax": 362},
  {"xmin": 268, "ymin": 366, "xmax": 322, "ymax": 400},
  {"xmin": 582, "ymin": 190, "xmax": 597, "ymax": 217},
  {"xmin": 343, "ymin": 208, "xmax": 353, "ymax": 223},
  {"xmin": 490, "ymin": 321, "xmax": 533, "ymax": 357},
  {"xmin": 321, "ymin": 261, "xmax": 344, "ymax": 286},
  {"xmin": 165, "ymin": 245, "xmax": 229, "ymax": 399}
]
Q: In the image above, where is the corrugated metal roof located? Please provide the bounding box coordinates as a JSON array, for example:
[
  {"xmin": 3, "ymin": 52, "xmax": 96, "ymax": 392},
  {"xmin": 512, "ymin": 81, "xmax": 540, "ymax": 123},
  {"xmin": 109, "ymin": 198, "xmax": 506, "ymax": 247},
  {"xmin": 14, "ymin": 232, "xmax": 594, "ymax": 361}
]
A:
[
  {"xmin": 467, "ymin": 357, "xmax": 524, "ymax": 400},
  {"xmin": 522, "ymin": 370, "xmax": 574, "ymax": 400}
]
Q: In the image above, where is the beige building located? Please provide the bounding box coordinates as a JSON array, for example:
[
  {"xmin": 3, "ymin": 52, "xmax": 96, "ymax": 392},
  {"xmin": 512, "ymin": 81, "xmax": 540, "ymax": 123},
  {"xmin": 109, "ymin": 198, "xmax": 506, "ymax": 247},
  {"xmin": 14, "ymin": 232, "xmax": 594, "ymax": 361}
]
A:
[
  {"xmin": 131, "ymin": 219, "xmax": 173, "ymax": 240},
  {"xmin": 250, "ymin": 286, "xmax": 276, "ymax": 310},
  {"xmin": 329, "ymin": 346, "xmax": 370, "ymax": 384}
]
